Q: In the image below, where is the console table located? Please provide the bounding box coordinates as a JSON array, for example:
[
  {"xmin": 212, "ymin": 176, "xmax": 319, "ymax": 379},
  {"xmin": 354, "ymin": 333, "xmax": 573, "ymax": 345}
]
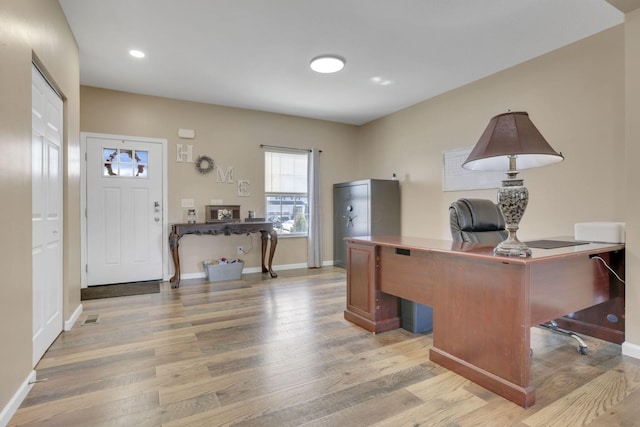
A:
[
  {"xmin": 169, "ymin": 221, "xmax": 278, "ymax": 288},
  {"xmin": 344, "ymin": 235, "xmax": 625, "ymax": 408}
]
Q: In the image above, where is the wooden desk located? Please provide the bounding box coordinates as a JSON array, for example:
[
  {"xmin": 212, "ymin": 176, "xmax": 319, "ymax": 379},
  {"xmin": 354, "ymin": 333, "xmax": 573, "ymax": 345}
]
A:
[
  {"xmin": 344, "ymin": 235, "xmax": 625, "ymax": 408},
  {"xmin": 169, "ymin": 221, "xmax": 278, "ymax": 288}
]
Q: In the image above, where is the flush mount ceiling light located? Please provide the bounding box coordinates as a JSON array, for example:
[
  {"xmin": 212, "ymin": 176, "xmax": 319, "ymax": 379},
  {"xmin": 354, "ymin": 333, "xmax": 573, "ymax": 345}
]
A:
[
  {"xmin": 310, "ymin": 55, "xmax": 345, "ymax": 73},
  {"xmin": 129, "ymin": 49, "xmax": 145, "ymax": 58}
]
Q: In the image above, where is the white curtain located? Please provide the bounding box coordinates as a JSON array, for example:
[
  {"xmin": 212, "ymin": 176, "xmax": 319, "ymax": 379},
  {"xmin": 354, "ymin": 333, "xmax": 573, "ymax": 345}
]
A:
[{"xmin": 307, "ymin": 148, "xmax": 322, "ymax": 267}]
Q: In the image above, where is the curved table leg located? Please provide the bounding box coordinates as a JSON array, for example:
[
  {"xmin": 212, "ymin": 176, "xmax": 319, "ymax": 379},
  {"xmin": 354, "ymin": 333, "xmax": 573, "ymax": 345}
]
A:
[
  {"xmin": 261, "ymin": 231, "xmax": 268, "ymax": 273},
  {"xmin": 169, "ymin": 231, "xmax": 181, "ymax": 288},
  {"xmin": 260, "ymin": 230, "xmax": 278, "ymax": 277},
  {"xmin": 268, "ymin": 230, "xmax": 278, "ymax": 277}
]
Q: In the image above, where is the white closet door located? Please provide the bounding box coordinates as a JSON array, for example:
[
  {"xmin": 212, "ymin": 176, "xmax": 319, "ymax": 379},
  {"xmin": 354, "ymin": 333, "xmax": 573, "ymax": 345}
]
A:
[{"xmin": 32, "ymin": 64, "xmax": 63, "ymax": 366}]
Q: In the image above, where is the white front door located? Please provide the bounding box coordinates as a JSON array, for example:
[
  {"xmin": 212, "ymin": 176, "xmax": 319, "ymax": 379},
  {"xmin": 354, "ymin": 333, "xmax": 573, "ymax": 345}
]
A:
[
  {"xmin": 86, "ymin": 136, "xmax": 164, "ymax": 285},
  {"xmin": 32, "ymin": 64, "xmax": 63, "ymax": 366}
]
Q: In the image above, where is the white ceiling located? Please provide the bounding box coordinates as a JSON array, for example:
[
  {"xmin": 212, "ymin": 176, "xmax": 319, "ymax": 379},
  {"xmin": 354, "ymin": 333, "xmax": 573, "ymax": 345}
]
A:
[{"xmin": 59, "ymin": 0, "xmax": 623, "ymax": 125}]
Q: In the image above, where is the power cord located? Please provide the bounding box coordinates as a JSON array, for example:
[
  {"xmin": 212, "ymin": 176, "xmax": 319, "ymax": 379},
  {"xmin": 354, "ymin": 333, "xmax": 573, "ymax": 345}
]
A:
[
  {"xmin": 239, "ymin": 233, "xmax": 254, "ymax": 255},
  {"xmin": 591, "ymin": 255, "xmax": 625, "ymax": 285}
]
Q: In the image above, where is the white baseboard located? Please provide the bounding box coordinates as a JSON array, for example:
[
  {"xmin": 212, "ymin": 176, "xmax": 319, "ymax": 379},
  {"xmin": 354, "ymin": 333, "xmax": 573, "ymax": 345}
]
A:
[
  {"xmin": 254, "ymin": 262, "xmax": 307, "ymax": 272},
  {"xmin": 65, "ymin": 303, "xmax": 83, "ymax": 331},
  {"xmin": 241, "ymin": 261, "xmax": 338, "ymax": 272},
  {"xmin": 179, "ymin": 261, "xmax": 338, "ymax": 280},
  {"xmin": 622, "ymin": 341, "xmax": 640, "ymax": 360},
  {"xmin": 0, "ymin": 370, "xmax": 36, "ymax": 426},
  {"xmin": 178, "ymin": 271, "xmax": 208, "ymax": 280}
]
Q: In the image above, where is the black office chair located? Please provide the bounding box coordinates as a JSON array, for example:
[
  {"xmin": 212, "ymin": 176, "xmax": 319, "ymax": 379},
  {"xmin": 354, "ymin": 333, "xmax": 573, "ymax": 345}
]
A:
[{"xmin": 449, "ymin": 198, "xmax": 589, "ymax": 355}]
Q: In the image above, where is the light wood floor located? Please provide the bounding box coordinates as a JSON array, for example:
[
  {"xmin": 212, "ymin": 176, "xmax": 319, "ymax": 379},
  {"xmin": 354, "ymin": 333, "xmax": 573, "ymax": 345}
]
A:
[{"xmin": 10, "ymin": 267, "xmax": 640, "ymax": 426}]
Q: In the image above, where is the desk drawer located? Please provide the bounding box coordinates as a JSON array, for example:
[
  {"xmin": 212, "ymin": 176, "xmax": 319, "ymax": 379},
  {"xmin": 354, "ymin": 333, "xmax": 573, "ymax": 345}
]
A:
[{"xmin": 379, "ymin": 246, "xmax": 435, "ymax": 306}]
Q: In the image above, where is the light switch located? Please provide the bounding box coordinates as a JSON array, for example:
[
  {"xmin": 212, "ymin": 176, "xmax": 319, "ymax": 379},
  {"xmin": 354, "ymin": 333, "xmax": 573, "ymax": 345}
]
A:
[{"xmin": 181, "ymin": 199, "xmax": 194, "ymax": 208}]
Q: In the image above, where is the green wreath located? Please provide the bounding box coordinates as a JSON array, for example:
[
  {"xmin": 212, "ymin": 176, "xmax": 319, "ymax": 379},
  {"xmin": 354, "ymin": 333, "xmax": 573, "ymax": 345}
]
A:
[{"xmin": 194, "ymin": 155, "xmax": 214, "ymax": 175}]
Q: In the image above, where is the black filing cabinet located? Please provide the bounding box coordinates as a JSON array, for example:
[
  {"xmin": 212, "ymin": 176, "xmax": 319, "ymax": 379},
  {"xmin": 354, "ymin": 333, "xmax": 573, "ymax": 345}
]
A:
[{"xmin": 333, "ymin": 179, "xmax": 400, "ymax": 268}]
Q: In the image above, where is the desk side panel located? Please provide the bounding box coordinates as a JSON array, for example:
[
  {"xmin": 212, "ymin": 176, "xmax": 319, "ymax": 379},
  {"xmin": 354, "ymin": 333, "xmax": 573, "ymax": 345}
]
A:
[
  {"xmin": 345, "ymin": 242, "xmax": 400, "ymax": 332},
  {"xmin": 346, "ymin": 243, "xmax": 377, "ymax": 321},
  {"xmin": 379, "ymin": 246, "xmax": 434, "ymax": 306},
  {"xmin": 432, "ymin": 253, "xmax": 530, "ymax": 388},
  {"xmin": 529, "ymin": 253, "xmax": 612, "ymax": 326}
]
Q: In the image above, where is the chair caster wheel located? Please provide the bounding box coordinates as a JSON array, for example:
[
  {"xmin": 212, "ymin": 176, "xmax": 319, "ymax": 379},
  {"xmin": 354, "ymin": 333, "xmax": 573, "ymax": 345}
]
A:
[{"xmin": 578, "ymin": 346, "xmax": 589, "ymax": 355}]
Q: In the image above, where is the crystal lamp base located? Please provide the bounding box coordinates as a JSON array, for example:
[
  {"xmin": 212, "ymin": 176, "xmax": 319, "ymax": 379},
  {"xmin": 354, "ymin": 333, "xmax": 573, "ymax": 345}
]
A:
[{"xmin": 495, "ymin": 177, "xmax": 532, "ymax": 257}]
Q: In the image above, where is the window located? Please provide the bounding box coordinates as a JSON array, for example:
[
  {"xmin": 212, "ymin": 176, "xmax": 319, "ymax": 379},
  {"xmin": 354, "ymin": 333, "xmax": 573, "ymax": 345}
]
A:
[
  {"xmin": 265, "ymin": 151, "xmax": 308, "ymax": 236},
  {"xmin": 103, "ymin": 148, "xmax": 148, "ymax": 177}
]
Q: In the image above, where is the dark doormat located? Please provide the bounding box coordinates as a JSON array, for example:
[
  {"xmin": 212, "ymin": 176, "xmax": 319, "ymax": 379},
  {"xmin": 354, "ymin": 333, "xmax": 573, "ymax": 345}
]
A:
[{"xmin": 81, "ymin": 281, "xmax": 161, "ymax": 300}]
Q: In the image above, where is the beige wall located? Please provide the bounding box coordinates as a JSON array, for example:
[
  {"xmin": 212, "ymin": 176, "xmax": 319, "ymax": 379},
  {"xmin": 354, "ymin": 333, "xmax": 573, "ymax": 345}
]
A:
[
  {"xmin": 0, "ymin": 0, "xmax": 80, "ymax": 412},
  {"xmin": 625, "ymin": 8, "xmax": 640, "ymax": 347},
  {"xmin": 79, "ymin": 87, "xmax": 359, "ymax": 275},
  {"xmin": 358, "ymin": 26, "xmax": 626, "ymax": 241}
]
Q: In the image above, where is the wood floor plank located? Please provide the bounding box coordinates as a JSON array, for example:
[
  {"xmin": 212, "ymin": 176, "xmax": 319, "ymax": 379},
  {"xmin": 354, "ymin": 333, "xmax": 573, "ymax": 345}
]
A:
[
  {"xmin": 159, "ymin": 377, "xmax": 224, "ymax": 406},
  {"xmin": 9, "ymin": 377, "xmax": 158, "ymax": 425},
  {"xmin": 164, "ymin": 343, "xmax": 434, "ymax": 423},
  {"xmin": 158, "ymin": 390, "xmax": 220, "ymax": 425},
  {"xmin": 581, "ymin": 386, "xmax": 640, "ymax": 426},
  {"xmin": 37, "ymin": 338, "xmax": 193, "ymax": 371},
  {"xmin": 368, "ymin": 397, "xmax": 487, "ymax": 427},
  {"xmin": 451, "ymin": 399, "xmax": 530, "ymax": 427},
  {"xmin": 521, "ymin": 359, "xmax": 640, "ymax": 426},
  {"xmin": 224, "ymin": 365, "xmax": 434, "ymax": 426},
  {"xmin": 9, "ymin": 267, "xmax": 639, "ymax": 427},
  {"xmin": 23, "ymin": 364, "xmax": 157, "ymax": 407},
  {"xmin": 299, "ymin": 389, "xmax": 424, "ymax": 427}
]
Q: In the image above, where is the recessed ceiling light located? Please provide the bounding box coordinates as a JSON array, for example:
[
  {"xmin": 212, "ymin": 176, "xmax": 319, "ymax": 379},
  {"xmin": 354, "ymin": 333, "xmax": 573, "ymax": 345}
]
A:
[
  {"xmin": 310, "ymin": 55, "xmax": 345, "ymax": 73},
  {"xmin": 371, "ymin": 76, "xmax": 394, "ymax": 86},
  {"xmin": 129, "ymin": 49, "xmax": 145, "ymax": 58}
]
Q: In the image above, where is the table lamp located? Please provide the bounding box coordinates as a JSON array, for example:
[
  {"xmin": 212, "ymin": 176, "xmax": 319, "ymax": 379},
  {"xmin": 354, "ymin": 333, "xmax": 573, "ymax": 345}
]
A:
[{"xmin": 462, "ymin": 111, "xmax": 564, "ymax": 257}]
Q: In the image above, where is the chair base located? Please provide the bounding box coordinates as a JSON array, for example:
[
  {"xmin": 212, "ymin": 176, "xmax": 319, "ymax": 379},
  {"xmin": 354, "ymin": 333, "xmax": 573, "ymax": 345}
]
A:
[{"xmin": 538, "ymin": 320, "xmax": 589, "ymax": 355}]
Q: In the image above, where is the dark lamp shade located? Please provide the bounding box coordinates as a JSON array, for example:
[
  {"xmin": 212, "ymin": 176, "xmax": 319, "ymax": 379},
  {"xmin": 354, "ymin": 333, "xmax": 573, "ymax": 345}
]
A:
[{"xmin": 462, "ymin": 111, "xmax": 564, "ymax": 171}]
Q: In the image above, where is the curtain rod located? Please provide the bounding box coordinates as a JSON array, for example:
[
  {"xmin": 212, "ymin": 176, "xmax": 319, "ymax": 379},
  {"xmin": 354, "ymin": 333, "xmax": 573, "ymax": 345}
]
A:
[{"xmin": 259, "ymin": 144, "xmax": 322, "ymax": 153}]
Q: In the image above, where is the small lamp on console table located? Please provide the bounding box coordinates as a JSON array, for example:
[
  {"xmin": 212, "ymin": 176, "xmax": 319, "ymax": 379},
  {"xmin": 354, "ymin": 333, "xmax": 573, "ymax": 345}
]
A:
[{"xmin": 462, "ymin": 111, "xmax": 564, "ymax": 257}]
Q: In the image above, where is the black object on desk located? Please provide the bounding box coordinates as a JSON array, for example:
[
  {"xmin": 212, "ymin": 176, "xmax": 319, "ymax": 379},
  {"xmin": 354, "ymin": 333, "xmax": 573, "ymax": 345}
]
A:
[{"xmin": 525, "ymin": 240, "xmax": 589, "ymax": 249}]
